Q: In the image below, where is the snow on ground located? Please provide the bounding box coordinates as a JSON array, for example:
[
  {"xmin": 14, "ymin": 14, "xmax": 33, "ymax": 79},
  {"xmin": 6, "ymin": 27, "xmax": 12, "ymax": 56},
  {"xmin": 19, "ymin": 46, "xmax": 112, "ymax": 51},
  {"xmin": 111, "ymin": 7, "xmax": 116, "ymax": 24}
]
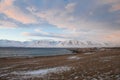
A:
[
  {"xmin": 68, "ymin": 56, "xmax": 81, "ymax": 60},
  {"xmin": 84, "ymin": 52, "xmax": 94, "ymax": 55},
  {"xmin": 11, "ymin": 66, "xmax": 71, "ymax": 78},
  {"xmin": 100, "ymin": 56, "xmax": 116, "ymax": 62}
]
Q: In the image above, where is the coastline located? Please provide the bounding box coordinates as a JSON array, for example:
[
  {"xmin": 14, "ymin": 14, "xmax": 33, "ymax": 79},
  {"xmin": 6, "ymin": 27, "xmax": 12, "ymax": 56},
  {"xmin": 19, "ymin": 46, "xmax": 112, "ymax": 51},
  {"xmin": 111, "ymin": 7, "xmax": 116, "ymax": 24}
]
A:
[{"xmin": 1, "ymin": 47, "xmax": 120, "ymax": 59}]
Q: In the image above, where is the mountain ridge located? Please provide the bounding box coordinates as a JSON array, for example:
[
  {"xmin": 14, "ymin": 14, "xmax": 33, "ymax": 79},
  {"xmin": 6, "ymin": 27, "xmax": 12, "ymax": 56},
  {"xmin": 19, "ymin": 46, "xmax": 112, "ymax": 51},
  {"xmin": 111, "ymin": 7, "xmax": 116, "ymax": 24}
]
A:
[{"xmin": 0, "ymin": 39, "xmax": 118, "ymax": 48}]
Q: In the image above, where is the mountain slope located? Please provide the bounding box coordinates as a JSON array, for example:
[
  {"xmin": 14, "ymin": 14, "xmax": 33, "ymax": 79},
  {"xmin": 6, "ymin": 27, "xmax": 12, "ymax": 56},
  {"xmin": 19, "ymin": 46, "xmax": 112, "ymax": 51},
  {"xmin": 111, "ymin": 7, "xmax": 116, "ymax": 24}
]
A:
[{"xmin": 0, "ymin": 40, "xmax": 118, "ymax": 48}]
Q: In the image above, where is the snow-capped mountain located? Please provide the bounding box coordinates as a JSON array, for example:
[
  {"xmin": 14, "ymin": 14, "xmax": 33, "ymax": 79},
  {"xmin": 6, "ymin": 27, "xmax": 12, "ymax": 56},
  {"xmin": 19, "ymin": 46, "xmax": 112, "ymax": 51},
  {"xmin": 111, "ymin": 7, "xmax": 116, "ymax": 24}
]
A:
[{"xmin": 0, "ymin": 39, "xmax": 118, "ymax": 48}]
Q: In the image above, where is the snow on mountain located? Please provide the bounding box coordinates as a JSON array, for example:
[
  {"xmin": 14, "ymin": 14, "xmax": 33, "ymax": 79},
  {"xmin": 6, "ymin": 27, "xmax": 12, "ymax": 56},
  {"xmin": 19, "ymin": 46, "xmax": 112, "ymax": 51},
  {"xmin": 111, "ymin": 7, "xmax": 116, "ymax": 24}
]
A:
[{"xmin": 0, "ymin": 39, "xmax": 118, "ymax": 48}]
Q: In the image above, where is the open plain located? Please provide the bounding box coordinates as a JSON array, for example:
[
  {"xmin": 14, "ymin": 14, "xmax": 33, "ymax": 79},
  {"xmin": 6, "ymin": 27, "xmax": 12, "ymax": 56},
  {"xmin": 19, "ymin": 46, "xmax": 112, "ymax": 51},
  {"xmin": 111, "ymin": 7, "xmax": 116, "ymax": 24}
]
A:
[{"xmin": 0, "ymin": 48, "xmax": 120, "ymax": 80}]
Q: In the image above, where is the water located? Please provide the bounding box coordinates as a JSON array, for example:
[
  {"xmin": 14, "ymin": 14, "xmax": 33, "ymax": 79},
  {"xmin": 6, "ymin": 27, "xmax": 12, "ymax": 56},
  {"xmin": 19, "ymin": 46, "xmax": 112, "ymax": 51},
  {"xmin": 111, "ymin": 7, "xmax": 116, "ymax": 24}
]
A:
[{"xmin": 0, "ymin": 47, "xmax": 72, "ymax": 58}]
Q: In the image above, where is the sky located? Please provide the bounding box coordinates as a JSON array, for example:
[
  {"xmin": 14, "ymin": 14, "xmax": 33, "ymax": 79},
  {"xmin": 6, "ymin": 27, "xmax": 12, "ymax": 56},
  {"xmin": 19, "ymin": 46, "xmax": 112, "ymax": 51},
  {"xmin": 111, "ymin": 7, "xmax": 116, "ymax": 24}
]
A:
[{"xmin": 0, "ymin": 0, "xmax": 120, "ymax": 43}]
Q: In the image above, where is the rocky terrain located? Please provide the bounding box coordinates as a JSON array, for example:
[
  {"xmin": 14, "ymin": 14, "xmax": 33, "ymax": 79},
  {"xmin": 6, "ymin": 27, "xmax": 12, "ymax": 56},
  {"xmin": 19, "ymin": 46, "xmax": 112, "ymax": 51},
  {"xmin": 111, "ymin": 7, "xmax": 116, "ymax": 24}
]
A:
[{"xmin": 0, "ymin": 48, "xmax": 120, "ymax": 80}]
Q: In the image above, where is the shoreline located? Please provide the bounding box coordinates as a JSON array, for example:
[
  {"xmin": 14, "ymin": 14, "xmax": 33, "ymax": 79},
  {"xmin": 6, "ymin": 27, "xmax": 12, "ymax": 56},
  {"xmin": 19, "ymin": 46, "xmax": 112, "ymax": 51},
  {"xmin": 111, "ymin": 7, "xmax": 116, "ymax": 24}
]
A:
[
  {"xmin": 0, "ymin": 47, "xmax": 120, "ymax": 59},
  {"xmin": 0, "ymin": 53, "xmax": 76, "ymax": 59}
]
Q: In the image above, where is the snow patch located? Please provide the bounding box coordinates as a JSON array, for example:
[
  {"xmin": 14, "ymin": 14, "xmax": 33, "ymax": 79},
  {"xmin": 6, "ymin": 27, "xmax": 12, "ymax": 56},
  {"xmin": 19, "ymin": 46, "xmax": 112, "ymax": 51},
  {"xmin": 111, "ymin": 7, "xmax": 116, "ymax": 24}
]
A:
[
  {"xmin": 84, "ymin": 52, "xmax": 94, "ymax": 54},
  {"xmin": 68, "ymin": 56, "xmax": 80, "ymax": 60},
  {"xmin": 100, "ymin": 56, "xmax": 116, "ymax": 62},
  {"xmin": 11, "ymin": 66, "xmax": 71, "ymax": 77}
]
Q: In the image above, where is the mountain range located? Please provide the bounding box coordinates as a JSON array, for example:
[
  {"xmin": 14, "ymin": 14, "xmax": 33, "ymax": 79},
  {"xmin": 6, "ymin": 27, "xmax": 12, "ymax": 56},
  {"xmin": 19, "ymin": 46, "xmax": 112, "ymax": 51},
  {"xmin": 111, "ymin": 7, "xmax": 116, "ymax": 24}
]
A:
[{"xmin": 0, "ymin": 40, "xmax": 118, "ymax": 48}]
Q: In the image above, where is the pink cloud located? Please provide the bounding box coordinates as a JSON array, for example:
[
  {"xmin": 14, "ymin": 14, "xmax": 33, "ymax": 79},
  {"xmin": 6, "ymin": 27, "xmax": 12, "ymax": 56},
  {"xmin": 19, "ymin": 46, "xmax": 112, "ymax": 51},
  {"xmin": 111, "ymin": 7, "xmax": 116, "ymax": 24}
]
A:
[
  {"xmin": 110, "ymin": 3, "xmax": 120, "ymax": 12},
  {"xmin": 22, "ymin": 32, "xmax": 30, "ymax": 36},
  {"xmin": 0, "ymin": 0, "xmax": 37, "ymax": 24},
  {"xmin": 100, "ymin": 0, "xmax": 120, "ymax": 4},
  {"xmin": 98, "ymin": 0, "xmax": 120, "ymax": 12},
  {"xmin": 102, "ymin": 31, "xmax": 120, "ymax": 44}
]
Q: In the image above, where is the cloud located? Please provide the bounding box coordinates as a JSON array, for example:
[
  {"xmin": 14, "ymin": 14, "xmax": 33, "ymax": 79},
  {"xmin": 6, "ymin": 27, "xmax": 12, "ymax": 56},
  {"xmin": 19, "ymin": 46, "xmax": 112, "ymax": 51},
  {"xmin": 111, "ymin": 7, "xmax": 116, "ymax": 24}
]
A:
[
  {"xmin": 22, "ymin": 26, "xmax": 120, "ymax": 44},
  {"xmin": 22, "ymin": 32, "xmax": 30, "ymax": 36},
  {"xmin": 22, "ymin": 32, "xmax": 64, "ymax": 39},
  {"xmin": 34, "ymin": 29, "xmax": 48, "ymax": 35},
  {"xmin": 0, "ymin": 0, "xmax": 120, "ymax": 44},
  {"xmin": 102, "ymin": 31, "xmax": 120, "ymax": 44},
  {"xmin": 0, "ymin": 20, "xmax": 17, "ymax": 29},
  {"xmin": 25, "ymin": 0, "xmax": 120, "ymax": 43},
  {"xmin": 21, "ymin": 29, "xmax": 106, "ymax": 42},
  {"xmin": 32, "ymin": 8, "xmax": 114, "ymax": 31},
  {"xmin": 65, "ymin": 3, "xmax": 76, "ymax": 13},
  {"xmin": 100, "ymin": 0, "xmax": 120, "ymax": 4},
  {"xmin": 110, "ymin": 3, "xmax": 120, "ymax": 12},
  {"xmin": 0, "ymin": 0, "xmax": 37, "ymax": 24},
  {"xmin": 97, "ymin": 0, "xmax": 120, "ymax": 12},
  {"xmin": 36, "ymin": 10, "xmax": 77, "ymax": 30},
  {"xmin": 1, "ymin": 0, "xmax": 119, "ymax": 30},
  {"xmin": 22, "ymin": 29, "xmax": 81, "ymax": 40}
]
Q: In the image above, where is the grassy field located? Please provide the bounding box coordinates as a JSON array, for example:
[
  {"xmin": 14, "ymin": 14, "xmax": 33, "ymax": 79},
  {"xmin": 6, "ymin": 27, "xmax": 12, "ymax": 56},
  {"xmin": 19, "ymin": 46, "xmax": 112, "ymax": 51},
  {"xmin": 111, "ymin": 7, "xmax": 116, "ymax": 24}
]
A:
[{"xmin": 0, "ymin": 48, "xmax": 120, "ymax": 80}]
